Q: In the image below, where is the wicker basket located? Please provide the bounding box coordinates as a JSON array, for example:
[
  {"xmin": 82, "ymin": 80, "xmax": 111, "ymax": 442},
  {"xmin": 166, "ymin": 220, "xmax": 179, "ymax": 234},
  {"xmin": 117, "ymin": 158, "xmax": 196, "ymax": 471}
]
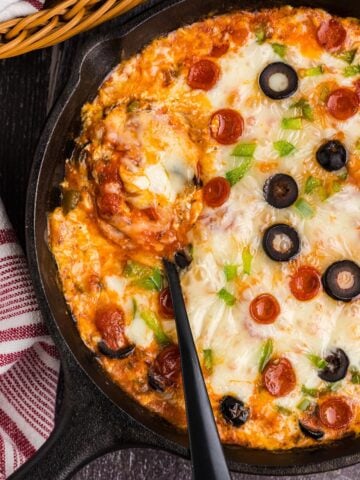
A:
[{"xmin": 0, "ymin": 0, "xmax": 144, "ymax": 59}]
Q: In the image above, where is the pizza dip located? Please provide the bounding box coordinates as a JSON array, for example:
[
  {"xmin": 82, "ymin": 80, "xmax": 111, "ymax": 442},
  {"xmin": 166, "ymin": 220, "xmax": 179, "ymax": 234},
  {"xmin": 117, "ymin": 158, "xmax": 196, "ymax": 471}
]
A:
[{"xmin": 48, "ymin": 6, "xmax": 360, "ymax": 449}]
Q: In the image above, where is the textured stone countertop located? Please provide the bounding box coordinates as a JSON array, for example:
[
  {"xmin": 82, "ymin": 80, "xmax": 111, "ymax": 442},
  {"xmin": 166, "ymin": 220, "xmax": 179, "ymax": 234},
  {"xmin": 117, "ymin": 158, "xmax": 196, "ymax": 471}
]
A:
[{"xmin": 73, "ymin": 449, "xmax": 358, "ymax": 479}]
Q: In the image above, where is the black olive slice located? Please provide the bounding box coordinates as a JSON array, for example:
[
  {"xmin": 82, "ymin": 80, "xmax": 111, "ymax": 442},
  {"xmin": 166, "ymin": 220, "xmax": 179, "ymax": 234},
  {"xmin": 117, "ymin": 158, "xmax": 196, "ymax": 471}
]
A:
[
  {"xmin": 174, "ymin": 247, "xmax": 193, "ymax": 269},
  {"xmin": 299, "ymin": 421, "xmax": 324, "ymax": 440},
  {"xmin": 220, "ymin": 395, "xmax": 250, "ymax": 427},
  {"xmin": 263, "ymin": 174, "xmax": 299, "ymax": 209},
  {"xmin": 262, "ymin": 224, "xmax": 300, "ymax": 262},
  {"xmin": 318, "ymin": 348, "xmax": 349, "ymax": 382},
  {"xmin": 148, "ymin": 371, "xmax": 166, "ymax": 392},
  {"xmin": 316, "ymin": 140, "xmax": 348, "ymax": 172},
  {"xmin": 259, "ymin": 62, "xmax": 298, "ymax": 100},
  {"xmin": 98, "ymin": 341, "xmax": 135, "ymax": 359},
  {"xmin": 322, "ymin": 260, "xmax": 360, "ymax": 302}
]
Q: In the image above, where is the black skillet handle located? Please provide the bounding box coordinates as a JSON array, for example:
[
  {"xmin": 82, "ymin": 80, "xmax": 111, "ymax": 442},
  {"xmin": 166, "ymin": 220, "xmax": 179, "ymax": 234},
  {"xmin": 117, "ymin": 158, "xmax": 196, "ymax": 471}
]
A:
[
  {"xmin": 7, "ymin": 343, "xmax": 169, "ymax": 480},
  {"xmin": 7, "ymin": 356, "xmax": 130, "ymax": 480}
]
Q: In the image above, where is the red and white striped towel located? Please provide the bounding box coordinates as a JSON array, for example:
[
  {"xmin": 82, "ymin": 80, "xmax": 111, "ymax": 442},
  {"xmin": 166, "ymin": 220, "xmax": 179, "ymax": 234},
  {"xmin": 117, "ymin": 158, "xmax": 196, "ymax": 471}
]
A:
[
  {"xmin": 0, "ymin": 199, "xmax": 59, "ymax": 479},
  {"xmin": 0, "ymin": 0, "xmax": 45, "ymax": 22}
]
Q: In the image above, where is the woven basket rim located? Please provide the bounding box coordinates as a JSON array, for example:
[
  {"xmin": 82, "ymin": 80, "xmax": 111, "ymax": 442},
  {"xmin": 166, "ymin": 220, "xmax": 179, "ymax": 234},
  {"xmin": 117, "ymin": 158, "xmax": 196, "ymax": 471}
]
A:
[{"xmin": 0, "ymin": 0, "xmax": 143, "ymax": 59}]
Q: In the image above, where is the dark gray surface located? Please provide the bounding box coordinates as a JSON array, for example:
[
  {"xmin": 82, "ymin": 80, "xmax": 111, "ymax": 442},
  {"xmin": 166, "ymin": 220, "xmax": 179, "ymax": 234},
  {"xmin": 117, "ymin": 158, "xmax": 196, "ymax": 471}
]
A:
[
  {"xmin": 0, "ymin": 3, "xmax": 359, "ymax": 480},
  {"xmin": 73, "ymin": 449, "xmax": 358, "ymax": 480}
]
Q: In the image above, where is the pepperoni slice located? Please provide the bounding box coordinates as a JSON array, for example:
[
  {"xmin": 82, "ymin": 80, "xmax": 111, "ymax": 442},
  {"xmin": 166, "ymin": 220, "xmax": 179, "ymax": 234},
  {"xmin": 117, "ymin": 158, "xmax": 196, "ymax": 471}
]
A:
[
  {"xmin": 158, "ymin": 287, "xmax": 174, "ymax": 319},
  {"xmin": 319, "ymin": 397, "xmax": 352, "ymax": 429},
  {"xmin": 231, "ymin": 27, "xmax": 248, "ymax": 45},
  {"xmin": 152, "ymin": 344, "xmax": 181, "ymax": 388},
  {"xmin": 209, "ymin": 109, "xmax": 244, "ymax": 145},
  {"xmin": 226, "ymin": 25, "xmax": 249, "ymax": 45},
  {"xmin": 327, "ymin": 88, "xmax": 359, "ymax": 121},
  {"xmin": 187, "ymin": 59, "xmax": 220, "ymax": 91},
  {"xmin": 263, "ymin": 358, "xmax": 296, "ymax": 397},
  {"xmin": 290, "ymin": 266, "xmax": 321, "ymax": 301},
  {"xmin": 316, "ymin": 19, "xmax": 346, "ymax": 52},
  {"xmin": 97, "ymin": 192, "xmax": 121, "ymax": 216},
  {"xmin": 203, "ymin": 177, "xmax": 231, "ymax": 208},
  {"xmin": 98, "ymin": 163, "xmax": 120, "ymax": 184},
  {"xmin": 95, "ymin": 306, "xmax": 127, "ymax": 351},
  {"xmin": 210, "ymin": 43, "xmax": 229, "ymax": 57},
  {"xmin": 250, "ymin": 294, "xmax": 280, "ymax": 324}
]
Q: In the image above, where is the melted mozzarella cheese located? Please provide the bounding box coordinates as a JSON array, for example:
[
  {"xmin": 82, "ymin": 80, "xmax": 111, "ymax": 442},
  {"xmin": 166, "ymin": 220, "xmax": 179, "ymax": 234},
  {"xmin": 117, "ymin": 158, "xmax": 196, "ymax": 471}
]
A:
[
  {"xmin": 126, "ymin": 313, "xmax": 154, "ymax": 348},
  {"xmin": 136, "ymin": 111, "xmax": 198, "ymax": 202},
  {"xmin": 179, "ymin": 37, "xmax": 360, "ymax": 405},
  {"xmin": 104, "ymin": 276, "xmax": 160, "ymax": 347},
  {"xmin": 104, "ymin": 275, "xmax": 127, "ymax": 298},
  {"xmin": 204, "ymin": 38, "xmax": 360, "ymax": 186}
]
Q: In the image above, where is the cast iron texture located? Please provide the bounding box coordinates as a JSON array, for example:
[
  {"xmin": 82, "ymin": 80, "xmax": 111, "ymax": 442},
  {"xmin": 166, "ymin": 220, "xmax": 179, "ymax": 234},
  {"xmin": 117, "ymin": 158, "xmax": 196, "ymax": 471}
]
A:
[{"xmin": 10, "ymin": 0, "xmax": 360, "ymax": 478}]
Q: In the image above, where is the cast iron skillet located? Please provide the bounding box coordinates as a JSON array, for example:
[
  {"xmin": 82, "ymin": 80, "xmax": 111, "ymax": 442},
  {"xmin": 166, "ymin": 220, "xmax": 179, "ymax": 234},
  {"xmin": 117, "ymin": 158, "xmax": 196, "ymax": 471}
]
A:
[{"xmin": 10, "ymin": 0, "xmax": 360, "ymax": 478}]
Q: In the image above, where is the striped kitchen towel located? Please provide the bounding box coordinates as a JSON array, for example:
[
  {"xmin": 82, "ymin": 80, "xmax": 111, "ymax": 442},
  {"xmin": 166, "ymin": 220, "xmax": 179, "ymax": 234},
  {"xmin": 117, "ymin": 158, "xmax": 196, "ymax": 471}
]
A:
[
  {"xmin": 0, "ymin": 198, "xmax": 59, "ymax": 479},
  {"xmin": 0, "ymin": 0, "xmax": 45, "ymax": 22}
]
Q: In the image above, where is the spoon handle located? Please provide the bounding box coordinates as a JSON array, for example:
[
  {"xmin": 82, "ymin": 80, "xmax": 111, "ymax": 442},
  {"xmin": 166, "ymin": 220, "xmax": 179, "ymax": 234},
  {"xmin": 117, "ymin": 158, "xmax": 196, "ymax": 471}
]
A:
[{"xmin": 163, "ymin": 260, "xmax": 232, "ymax": 480}]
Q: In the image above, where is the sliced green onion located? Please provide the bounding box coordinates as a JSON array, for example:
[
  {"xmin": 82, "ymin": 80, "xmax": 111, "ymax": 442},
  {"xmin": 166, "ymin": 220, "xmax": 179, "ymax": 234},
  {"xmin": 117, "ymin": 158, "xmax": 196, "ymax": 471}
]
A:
[
  {"xmin": 242, "ymin": 246, "xmax": 253, "ymax": 275},
  {"xmin": 281, "ymin": 117, "xmax": 303, "ymax": 130},
  {"xmin": 132, "ymin": 298, "xmax": 137, "ymax": 318},
  {"xmin": 320, "ymin": 85, "xmax": 330, "ymax": 103},
  {"xmin": 148, "ymin": 270, "xmax": 163, "ymax": 291},
  {"xmin": 297, "ymin": 398, "xmax": 312, "ymax": 411},
  {"xmin": 336, "ymin": 48, "xmax": 357, "ymax": 64},
  {"xmin": 330, "ymin": 180, "xmax": 342, "ymax": 195},
  {"xmin": 294, "ymin": 198, "xmax": 314, "ymax": 218},
  {"xmin": 302, "ymin": 65, "xmax": 324, "ymax": 77},
  {"xmin": 203, "ymin": 349, "xmax": 213, "ymax": 373},
  {"xmin": 187, "ymin": 243, "xmax": 194, "ymax": 257},
  {"xmin": 140, "ymin": 310, "xmax": 170, "ymax": 345},
  {"xmin": 225, "ymin": 157, "xmax": 252, "ymax": 186},
  {"xmin": 218, "ymin": 288, "xmax": 236, "ymax": 306},
  {"xmin": 127, "ymin": 99, "xmax": 140, "ymax": 112},
  {"xmin": 305, "ymin": 176, "xmax": 322, "ymax": 194},
  {"xmin": 350, "ymin": 366, "xmax": 360, "ymax": 384},
  {"xmin": 135, "ymin": 273, "xmax": 162, "ymax": 291},
  {"xmin": 307, "ymin": 353, "xmax": 327, "ymax": 370},
  {"xmin": 276, "ymin": 405, "xmax": 292, "ymax": 415},
  {"xmin": 301, "ymin": 385, "xmax": 318, "ymax": 398},
  {"xmin": 274, "ymin": 140, "xmax": 295, "ymax": 157},
  {"xmin": 290, "ymin": 98, "xmax": 314, "ymax": 121},
  {"xmin": 258, "ymin": 338, "xmax": 273, "ymax": 373},
  {"xmin": 124, "ymin": 261, "xmax": 163, "ymax": 291},
  {"xmin": 62, "ymin": 189, "xmax": 80, "ymax": 214},
  {"xmin": 271, "ymin": 43, "xmax": 287, "ymax": 58},
  {"xmin": 302, "ymin": 103, "xmax": 314, "ymax": 121},
  {"xmin": 255, "ymin": 26, "xmax": 266, "ymax": 44},
  {"xmin": 337, "ymin": 170, "xmax": 348, "ymax": 181},
  {"xmin": 318, "ymin": 186, "xmax": 329, "ymax": 202},
  {"xmin": 324, "ymin": 381, "xmax": 342, "ymax": 392},
  {"xmin": 224, "ymin": 264, "xmax": 238, "ymax": 282},
  {"xmin": 123, "ymin": 260, "xmax": 149, "ymax": 277},
  {"xmin": 232, "ymin": 142, "xmax": 257, "ymax": 157},
  {"xmin": 344, "ymin": 65, "xmax": 360, "ymax": 77}
]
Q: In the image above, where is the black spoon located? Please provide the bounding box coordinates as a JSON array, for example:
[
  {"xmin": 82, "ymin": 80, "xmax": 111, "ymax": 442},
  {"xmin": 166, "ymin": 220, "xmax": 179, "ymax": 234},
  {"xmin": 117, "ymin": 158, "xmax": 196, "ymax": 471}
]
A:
[{"xmin": 163, "ymin": 259, "xmax": 232, "ymax": 480}]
